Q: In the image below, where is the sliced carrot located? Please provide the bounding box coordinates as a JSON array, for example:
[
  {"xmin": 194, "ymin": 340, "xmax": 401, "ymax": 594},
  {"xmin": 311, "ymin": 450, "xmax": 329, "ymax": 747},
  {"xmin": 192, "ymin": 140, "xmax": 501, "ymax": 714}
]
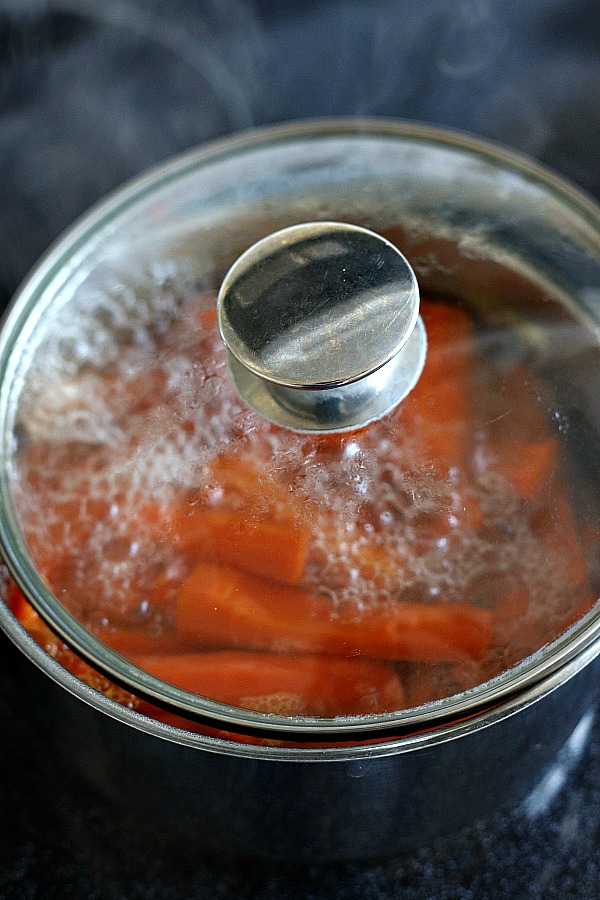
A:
[
  {"xmin": 169, "ymin": 506, "xmax": 310, "ymax": 585},
  {"xmin": 207, "ymin": 453, "xmax": 283, "ymax": 502},
  {"xmin": 7, "ymin": 583, "xmax": 41, "ymax": 631},
  {"xmin": 203, "ymin": 453, "xmax": 303, "ymax": 523},
  {"xmin": 132, "ymin": 649, "xmax": 405, "ymax": 717},
  {"xmin": 355, "ymin": 539, "xmax": 405, "ymax": 584},
  {"xmin": 92, "ymin": 625, "xmax": 185, "ymax": 658},
  {"xmin": 534, "ymin": 492, "xmax": 589, "ymax": 589},
  {"xmin": 134, "ymin": 451, "xmax": 311, "ymax": 586},
  {"xmin": 396, "ymin": 301, "xmax": 473, "ymax": 476},
  {"xmin": 176, "ymin": 562, "xmax": 494, "ymax": 662},
  {"xmin": 513, "ymin": 437, "xmax": 556, "ymax": 500},
  {"xmin": 449, "ymin": 490, "xmax": 484, "ymax": 531},
  {"xmin": 419, "ymin": 300, "xmax": 473, "ymax": 381},
  {"xmin": 477, "ymin": 437, "xmax": 558, "ymax": 501},
  {"xmin": 108, "ymin": 366, "xmax": 169, "ymax": 417}
]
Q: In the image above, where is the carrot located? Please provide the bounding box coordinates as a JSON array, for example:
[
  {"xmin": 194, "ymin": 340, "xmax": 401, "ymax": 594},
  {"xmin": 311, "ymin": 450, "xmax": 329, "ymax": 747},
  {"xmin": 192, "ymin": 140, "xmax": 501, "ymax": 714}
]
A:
[
  {"xmin": 397, "ymin": 301, "xmax": 473, "ymax": 476},
  {"xmin": 176, "ymin": 562, "xmax": 494, "ymax": 662},
  {"xmin": 132, "ymin": 649, "xmax": 405, "ymax": 717},
  {"xmin": 477, "ymin": 437, "xmax": 558, "ymax": 501},
  {"xmin": 202, "ymin": 453, "xmax": 306, "ymax": 524},
  {"xmin": 354, "ymin": 539, "xmax": 405, "ymax": 584},
  {"xmin": 92, "ymin": 625, "xmax": 184, "ymax": 658},
  {"xmin": 168, "ymin": 506, "xmax": 310, "ymax": 585},
  {"xmin": 449, "ymin": 490, "xmax": 484, "ymax": 531},
  {"xmin": 534, "ymin": 491, "xmax": 589, "ymax": 589},
  {"xmin": 346, "ymin": 491, "xmax": 482, "ymax": 588},
  {"xmin": 134, "ymin": 451, "xmax": 312, "ymax": 586},
  {"xmin": 7, "ymin": 583, "xmax": 42, "ymax": 632},
  {"xmin": 514, "ymin": 437, "xmax": 557, "ymax": 499},
  {"xmin": 420, "ymin": 300, "xmax": 473, "ymax": 380}
]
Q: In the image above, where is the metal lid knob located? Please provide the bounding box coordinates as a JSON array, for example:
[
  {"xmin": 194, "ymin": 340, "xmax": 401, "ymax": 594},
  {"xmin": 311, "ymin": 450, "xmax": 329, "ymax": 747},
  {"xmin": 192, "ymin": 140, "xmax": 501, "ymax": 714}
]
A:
[{"xmin": 217, "ymin": 222, "xmax": 427, "ymax": 432}]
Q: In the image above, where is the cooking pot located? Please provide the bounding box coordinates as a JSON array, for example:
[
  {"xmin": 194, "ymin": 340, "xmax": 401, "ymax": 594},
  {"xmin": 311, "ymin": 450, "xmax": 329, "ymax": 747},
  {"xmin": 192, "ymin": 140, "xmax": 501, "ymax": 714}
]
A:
[{"xmin": 1, "ymin": 119, "xmax": 600, "ymax": 860}]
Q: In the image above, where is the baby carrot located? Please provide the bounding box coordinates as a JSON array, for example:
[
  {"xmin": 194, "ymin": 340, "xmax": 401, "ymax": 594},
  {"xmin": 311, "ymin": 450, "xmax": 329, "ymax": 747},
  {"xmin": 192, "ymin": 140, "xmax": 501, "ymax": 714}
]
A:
[
  {"xmin": 176, "ymin": 562, "xmax": 494, "ymax": 662},
  {"xmin": 132, "ymin": 649, "xmax": 406, "ymax": 717}
]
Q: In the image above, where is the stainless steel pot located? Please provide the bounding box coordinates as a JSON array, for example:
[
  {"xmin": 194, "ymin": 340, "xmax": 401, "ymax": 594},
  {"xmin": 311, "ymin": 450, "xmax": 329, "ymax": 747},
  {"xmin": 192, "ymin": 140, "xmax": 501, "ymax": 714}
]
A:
[{"xmin": 1, "ymin": 119, "xmax": 600, "ymax": 860}]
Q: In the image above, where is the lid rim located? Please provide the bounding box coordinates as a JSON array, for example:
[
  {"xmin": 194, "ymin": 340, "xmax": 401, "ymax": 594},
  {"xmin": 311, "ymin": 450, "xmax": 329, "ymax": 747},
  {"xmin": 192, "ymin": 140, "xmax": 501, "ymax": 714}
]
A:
[{"xmin": 1, "ymin": 588, "xmax": 599, "ymax": 759}]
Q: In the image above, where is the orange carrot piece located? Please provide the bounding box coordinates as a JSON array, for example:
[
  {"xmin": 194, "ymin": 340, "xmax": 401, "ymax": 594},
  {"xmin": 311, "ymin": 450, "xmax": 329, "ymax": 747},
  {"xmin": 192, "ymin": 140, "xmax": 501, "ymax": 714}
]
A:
[
  {"xmin": 207, "ymin": 454, "xmax": 287, "ymax": 503},
  {"xmin": 7, "ymin": 583, "xmax": 42, "ymax": 631},
  {"xmin": 203, "ymin": 453, "xmax": 306, "ymax": 524},
  {"xmin": 134, "ymin": 451, "xmax": 311, "ymax": 586},
  {"xmin": 535, "ymin": 492, "xmax": 589, "ymax": 589},
  {"xmin": 419, "ymin": 300, "xmax": 474, "ymax": 381},
  {"xmin": 198, "ymin": 305, "xmax": 217, "ymax": 330},
  {"xmin": 484, "ymin": 437, "xmax": 558, "ymax": 501},
  {"xmin": 509, "ymin": 437, "xmax": 557, "ymax": 499},
  {"xmin": 92, "ymin": 625, "xmax": 184, "ymax": 658},
  {"xmin": 397, "ymin": 301, "xmax": 473, "ymax": 475},
  {"xmin": 133, "ymin": 649, "xmax": 405, "ymax": 717},
  {"xmin": 169, "ymin": 505, "xmax": 310, "ymax": 585},
  {"xmin": 176, "ymin": 562, "xmax": 494, "ymax": 662}
]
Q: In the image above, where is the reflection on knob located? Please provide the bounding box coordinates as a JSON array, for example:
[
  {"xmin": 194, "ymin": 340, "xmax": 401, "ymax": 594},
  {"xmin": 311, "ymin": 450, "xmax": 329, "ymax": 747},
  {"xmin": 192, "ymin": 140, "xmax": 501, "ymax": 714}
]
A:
[{"xmin": 218, "ymin": 222, "xmax": 427, "ymax": 432}]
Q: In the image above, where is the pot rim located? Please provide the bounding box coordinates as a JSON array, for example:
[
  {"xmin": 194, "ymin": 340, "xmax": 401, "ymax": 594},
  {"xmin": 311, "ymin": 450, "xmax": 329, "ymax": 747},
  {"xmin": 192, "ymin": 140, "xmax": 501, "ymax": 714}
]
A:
[
  {"xmin": 1, "ymin": 117, "xmax": 599, "ymax": 737},
  {"xmin": 1, "ymin": 575, "xmax": 598, "ymax": 761}
]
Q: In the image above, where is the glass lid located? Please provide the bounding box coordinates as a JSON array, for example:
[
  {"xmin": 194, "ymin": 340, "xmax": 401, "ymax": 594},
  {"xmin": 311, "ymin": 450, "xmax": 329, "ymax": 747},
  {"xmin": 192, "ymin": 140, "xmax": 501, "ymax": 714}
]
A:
[{"xmin": 1, "ymin": 120, "xmax": 600, "ymax": 735}]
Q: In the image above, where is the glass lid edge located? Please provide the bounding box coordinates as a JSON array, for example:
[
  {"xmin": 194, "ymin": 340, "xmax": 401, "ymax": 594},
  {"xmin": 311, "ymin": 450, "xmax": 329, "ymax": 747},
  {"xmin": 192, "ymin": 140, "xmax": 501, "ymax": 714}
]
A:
[{"xmin": 1, "ymin": 117, "xmax": 600, "ymax": 734}]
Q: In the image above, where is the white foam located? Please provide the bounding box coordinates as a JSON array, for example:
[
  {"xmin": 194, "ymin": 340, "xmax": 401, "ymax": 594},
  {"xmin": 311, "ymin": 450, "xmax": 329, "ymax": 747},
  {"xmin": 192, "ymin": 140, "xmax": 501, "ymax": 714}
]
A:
[{"xmin": 11, "ymin": 289, "xmax": 593, "ymax": 682}]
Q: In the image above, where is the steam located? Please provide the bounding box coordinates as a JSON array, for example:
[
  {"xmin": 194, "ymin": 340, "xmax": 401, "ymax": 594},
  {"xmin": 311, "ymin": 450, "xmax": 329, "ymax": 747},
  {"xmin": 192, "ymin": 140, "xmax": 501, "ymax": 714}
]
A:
[
  {"xmin": 1, "ymin": 0, "xmax": 599, "ymax": 308},
  {"xmin": 0, "ymin": 0, "xmax": 265, "ymax": 299},
  {"xmin": 474, "ymin": 83, "xmax": 550, "ymax": 157},
  {"xmin": 42, "ymin": 0, "xmax": 259, "ymax": 130},
  {"xmin": 436, "ymin": 0, "xmax": 508, "ymax": 78}
]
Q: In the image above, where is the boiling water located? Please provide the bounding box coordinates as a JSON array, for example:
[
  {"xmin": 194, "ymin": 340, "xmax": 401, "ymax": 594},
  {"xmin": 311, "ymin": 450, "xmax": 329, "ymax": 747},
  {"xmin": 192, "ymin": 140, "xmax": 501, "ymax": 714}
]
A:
[{"xmin": 10, "ymin": 280, "xmax": 600, "ymax": 713}]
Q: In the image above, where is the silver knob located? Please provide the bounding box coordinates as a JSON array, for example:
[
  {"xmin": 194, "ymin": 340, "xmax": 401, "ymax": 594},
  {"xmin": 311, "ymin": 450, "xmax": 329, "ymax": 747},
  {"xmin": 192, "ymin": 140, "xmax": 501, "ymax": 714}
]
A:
[{"xmin": 217, "ymin": 222, "xmax": 427, "ymax": 432}]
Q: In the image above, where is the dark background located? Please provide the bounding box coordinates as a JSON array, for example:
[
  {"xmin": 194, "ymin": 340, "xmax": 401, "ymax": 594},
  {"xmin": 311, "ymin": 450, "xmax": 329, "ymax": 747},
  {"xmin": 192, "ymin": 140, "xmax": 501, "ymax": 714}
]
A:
[{"xmin": 1, "ymin": 0, "xmax": 600, "ymax": 896}]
